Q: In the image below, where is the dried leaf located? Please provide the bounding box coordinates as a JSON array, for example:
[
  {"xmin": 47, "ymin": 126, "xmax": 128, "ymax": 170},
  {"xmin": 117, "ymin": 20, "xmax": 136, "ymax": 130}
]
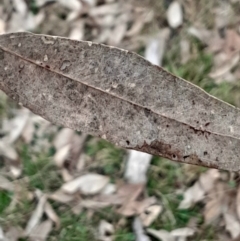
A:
[
  {"xmin": 147, "ymin": 229, "xmax": 174, "ymax": 241},
  {"xmin": 9, "ymin": 165, "xmax": 22, "ymax": 178},
  {"xmin": 209, "ymin": 53, "xmax": 239, "ymax": 79},
  {"xmin": 54, "ymin": 144, "xmax": 71, "ymax": 167},
  {"xmin": 170, "ymin": 227, "xmax": 195, "ymax": 238},
  {"xmin": 2, "ymin": 108, "xmax": 29, "ymax": 144},
  {"xmin": 45, "ymin": 202, "xmax": 60, "ymax": 229},
  {"xmin": 0, "ymin": 141, "xmax": 18, "ymax": 160},
  {"xmin": 61, "ymin": 168, "xmax": 74, "ymax": 182},
  {"xmin": 204, "ymin": 196, "xmax": 222, "ymax": 224},
  {"xmin": 5, "ymin": 226, "xmax": 24, "ymax": 241},
  {"xmin": 144, "ymin": 29, "xmax": 170, "ymax": 66},
  {"xmin": 236, "ymin": 186, "xmax": 240, "ymax": 220},
  {"xmin": 89, "ymin": 3, "xmax": 120, "ymax": 16},
  {"xmin": 124, "ymin": 150, "xmax": 152, "ymax": 184},
  {"xmin": 101, "ymin": 183, "xmax": 116, "ymax": 195},
  {"xmin": 98, "ymin": 220, "xmax": 114, "ymax": 241},
  {"xmin": 178, "ymin": 181, "xmax": 205, "ymax": 209},
  {"xmin": 117, "ymin": 197, "xmax": 157, "ymax": 216},
  {"xmin": 179, "ymin": 169, "xmax": 219, "ymax": 209},
  {"xmin": 140, "ymin": 205, "xmax": 162, "ymax": 227},
  {"xmin": 53, "ymin": 128, "xmax": 75, "ymax": 150},
  {"xmin": 0, "ymin": 226, "xmax": 4, "ymax": 241},
  {"xmin": 180, "ymin": 39, "xmax": 190, "ymax": 64},
  {"xmin": 0, "ymin": 174, "xmax": 14, "ymax": 191},
  {"xmin": 2, "ymin": 32, "xmax": 240, "ymax": 171},
  {"xmin": 69, "ymin": 20, "xmax": 85, "ymax": 41},
  {"xmin": 167, "ymin": 1, "xmax": 183, "ymax": 28},
  {"xmin": 198, "ymin": 169, "xmax": 220, "ymax": 193},
  {"xmin": 79, "ymin": 199, "xmax": 110, "ymax": 209},
  {"xmin": 48, "ymin": 189, "xmax": 75, "ymax": 203},
  {"xmin": 133, "ymin": 217, "xmax": 151, "ymax": 241},
  {"xmin": 58, "ymin": 0, "xmax": 82, "ymax": 11},
  {"xmin": 62, "ymin": 173, "xmax": 109, "ymax": 194},
  {"xmin": 96, "ymin": 183, "xmax": 144, "ymax": 205},
  {"xmin": 25, "ymin": 193, "xmax": 47, "ymax": 235},
  {"xmin": 224, "ymin": 212, "xmax": 240, "ymax": 239},
  {"xmin": 28, "ymin": 220, "xmax": 53, "ymax": 241}
]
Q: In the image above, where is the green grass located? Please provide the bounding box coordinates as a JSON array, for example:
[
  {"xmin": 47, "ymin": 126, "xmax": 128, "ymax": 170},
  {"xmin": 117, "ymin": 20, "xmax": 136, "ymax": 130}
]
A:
[{"xmin": 0, "ymin": 191, "xmax": 12, "ymax": 213}]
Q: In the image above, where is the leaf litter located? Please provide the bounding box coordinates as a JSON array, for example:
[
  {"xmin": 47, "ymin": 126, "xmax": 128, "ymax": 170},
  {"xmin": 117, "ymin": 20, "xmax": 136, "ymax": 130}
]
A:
[{"xmin": 1, "ymin": 0, "xmax": 240, "ymax": 240}]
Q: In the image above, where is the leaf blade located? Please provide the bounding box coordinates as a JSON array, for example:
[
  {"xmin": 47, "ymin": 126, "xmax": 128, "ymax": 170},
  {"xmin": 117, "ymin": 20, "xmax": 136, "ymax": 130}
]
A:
[{"xmin": 0, "ymin": 32, "xmax": 240, "ymax": 171}]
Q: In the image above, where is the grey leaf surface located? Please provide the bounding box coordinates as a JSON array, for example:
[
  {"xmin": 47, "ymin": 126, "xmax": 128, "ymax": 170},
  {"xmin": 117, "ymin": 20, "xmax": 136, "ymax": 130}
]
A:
[{"xmin": 0, "ymin": 32, "xmax": 240, "ymax": 171}]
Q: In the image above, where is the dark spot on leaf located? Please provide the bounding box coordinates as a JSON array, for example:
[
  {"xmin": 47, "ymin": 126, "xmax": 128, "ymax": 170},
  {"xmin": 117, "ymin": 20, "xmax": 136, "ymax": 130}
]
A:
[
  {"xmin": 144, "ymin": 108, "xmax": 150, "ymax": 117},
  {"xmin": 0, "ymin": 49, "xmax": 4, "ymax": 60},
  {"xmin": 204, "ymin": 151, "xmax": 208, "ymax": 155},
  {"xmin": 144, "ymin": 210, "xmax": 150, "ymax": 215},
  {"xmin": 205, "ymin": 122, "xmax": 210, "ymax": 127},
  {"xmin": 126, "ymin": 140, "xmax": 130, "ymax": 145}
]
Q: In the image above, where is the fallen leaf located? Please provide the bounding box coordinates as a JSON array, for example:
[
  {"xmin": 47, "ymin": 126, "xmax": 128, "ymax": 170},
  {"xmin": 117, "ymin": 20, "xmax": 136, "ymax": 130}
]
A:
[
  {"xmin": 45, "ymin": 202, "xmax": 60, "ymax": 229},
  {"xmin": 0, "ymin": 141, "xmax": 18, "ymax": 160},
  {"xmin": 58, "ymin": 0, "xmax": 82, "ymax": 11},
  {"xmin": 117, "ymin": 197, "xmax": 157, "ymax": 216},
  {"xmin": 133, "ymin": 217, "xmax": 151, "ymax": 241},
  {"xmin": 140, "ymin": 205, "xmax": 162, "ymax": 227},
  {"xmin": 198, "ymin": 169, "xmax": 220, "ymax": 193},
  {"xmin": 178, "ymin": 181, "xmax": 205, "ymax": 209},
  {"xmin": 180, "ymin": 39, "xmax": 190, "ymax": 64},
  {"xmin": 99, "ymin": 220, "xmax": 114, "ymax": 241},
  {"xmin": 101, "ymin": 183, "xmax": 116, "ymax": 195},
  {"xmin": 48, "ymin": 189, "xmax": 75, "ymax": 203},
  {"xmin": 0, "ymin": 174, "xmax": 14, "ymax": 191},
  {"xmin": 62, "ymin": 173, "xmax": 109, "ymax": 194},
  {"xmin": 0, "ymin": 226, "xmax": 4, "ymax": 240},
  {"xmin": 108, "ymin": 12, "xmax": 129, "ymax": 46},
  {"xmin": 9, "ymin": 165, "xmax": 22, "ymax": 178},
  {"xmin": 54, "ymin": 144, "xmax": 71, "ymax": 167},
  {"xmin": 224, "ymin": 212, "xmax": 240, "ymax": 239},
  {"xmin": 5, "ymin": 226, "xmax": 24, "ymax": 241},
  {"xmin": 215, "ymin": 1, "xmax": 234, "ymax": 28},
  {"xmin": 89, "ymin": 3, "xmax": 120, "ymax": 16},
  {"xmin": 144, "ymin": 29, "xmax": 170, "ymax": 67},
  {"xmin": 170, "ymin": 227, "xmax": 195, "ymax": 238},
  {"xmin": 167, "ymin": 1, "xmax": 183, "ymax": 28},
  {"xmin": 3, "ymin": 32, "xmax": 240, "ymax": 171},
  {"xmin": 147, "ymin": 229, "xmax": 174, "ymax": 241},
  {"xmin": 124, "ymin": 150, "xmax": 152, "ymax": 184},
  {"xmin": 61, "ymin": 168, "xmax": 74, "ymax": 182},
  {"xmin": 96, "ymin": 183, "xmax": 144, "ymax": 205},
  {"xmin": 209, "ymin": 52, "xmax": 239, "ymax": 79},
  {"xmin": 79, "ymin": 199, "xmax": 110, "ymax": 209},
  {"xmin": 204, "ymin": 196, "xmax": 222, "ymax": 224},
  {"xmin": 188, "ymin": 27, "xmax": 217, "ymax": 46},
  {"xmin": 236, "ymin": 186, "xmax": 240, "ymax": 220},
  {"xmin": 28, "ymin": 220, "xmax": 53, "ymax": 241},
  {"xmin": 25, "ymin": 193, "xmax": 47, "ymax": 235},
  {"xmin": 69, "ymin": 20, "xmax": 85, "ymax": 41},
  {"xmin": 179, "ymin": 169, "xmax": 219, "ymax": 209},
  {"xmin": 2, "ymin": 108, "xmax": 29, "ymax": 144},
  {"xmin": 53, "ymin": 128, "xmax": 75, "ymax": 150}
]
